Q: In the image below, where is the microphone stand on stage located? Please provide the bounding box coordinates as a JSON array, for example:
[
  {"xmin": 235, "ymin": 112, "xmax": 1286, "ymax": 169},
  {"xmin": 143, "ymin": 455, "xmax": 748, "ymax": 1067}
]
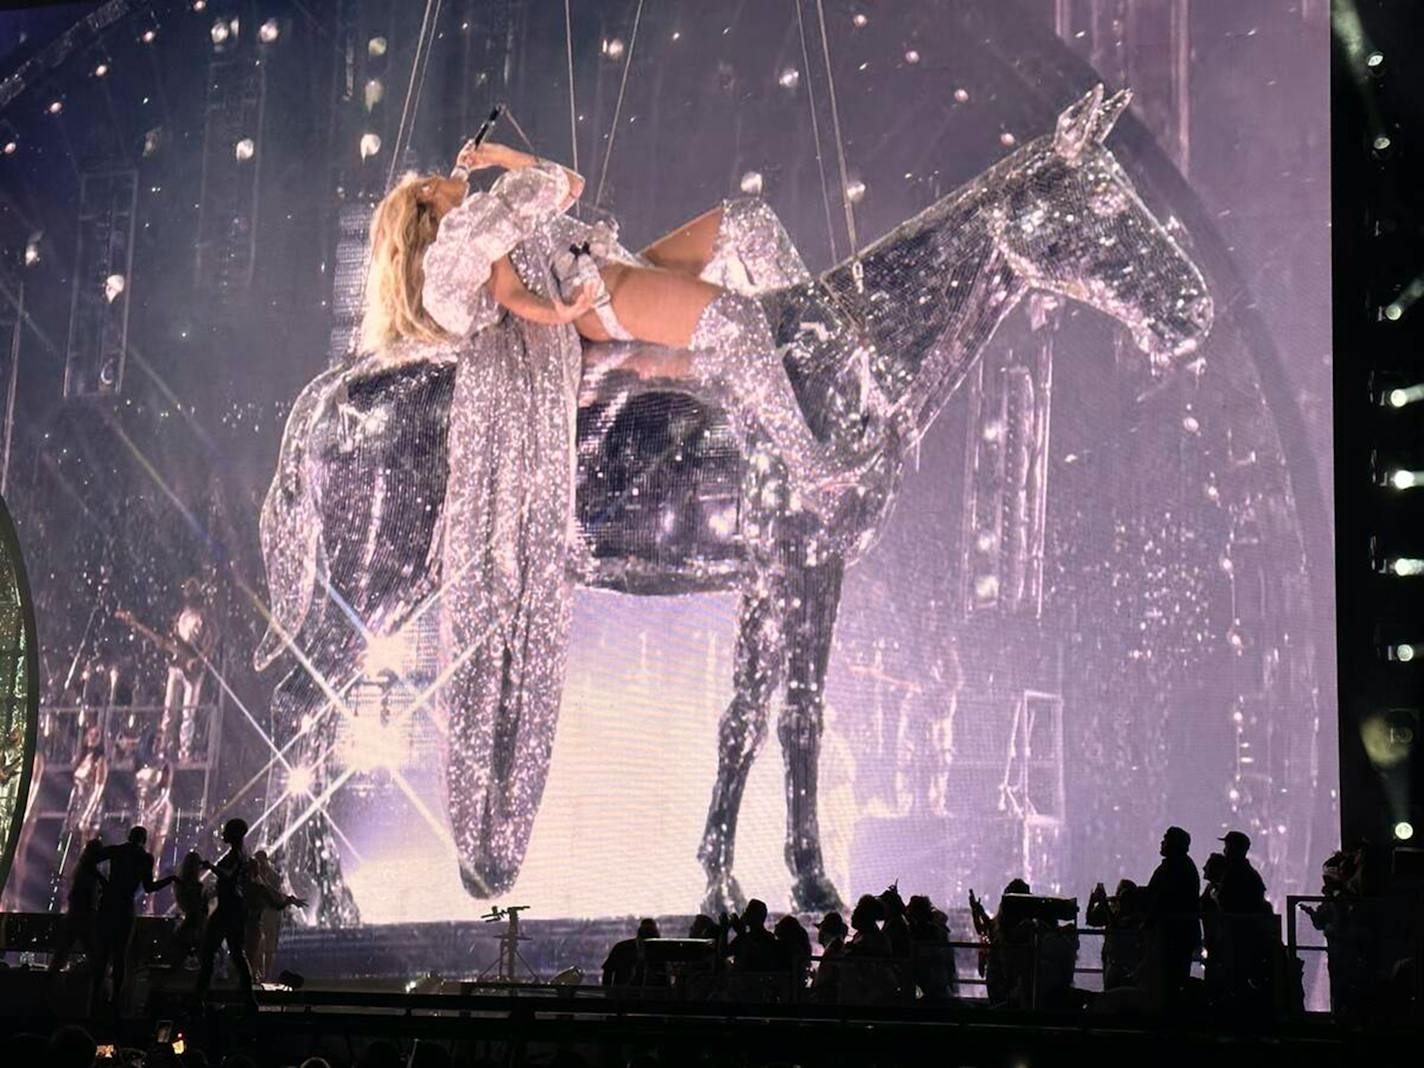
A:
[{"xmin": 474, "ymin": 904, "xmax": 540, "ymax": 984}]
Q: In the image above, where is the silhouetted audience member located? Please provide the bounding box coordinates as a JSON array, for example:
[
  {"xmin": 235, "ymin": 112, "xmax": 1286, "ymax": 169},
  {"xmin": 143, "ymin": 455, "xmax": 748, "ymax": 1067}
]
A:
[
  {"xmin": 92, "ymin": 825, "xmax": 175, "ymax": 1010},
  {"xmin": 1218, "ymin": 831, "xmax": 1268, "ymax": 912},
  {"xmin": 1305, "ymin": 845, "xmax": 1370, "ymax": 1018},
  {"xmin": 48, "ymin": 1024, "xmax": 98, "ymax": 1068},
  {"xmin": 906, "ymin": 894, "xmax": 955, "ymax": 1001},
  {"xmin": 1086, "ymin": 879, "xmax": 1147, "ymax": 991},
  {"xmin": 603, "ymin": 918, "xmax": 662, "ymax": 987},
  {"xmin": 727, "ymin": 899, "xmax": 780, "ymax": 973},
  {"xmin": 846, "ymin": 895, "xmax": 889, "ymax": 957},
  {"xmin": 48, "ymin": 838, "xmax": 107, "ymax": 974},
  {"xmin": 1199, "ymin": 852, "xmax": 1228, "ymax": 1000},
  {"xmin": 1146, "ymin": 825, "xmax": 1201, "ymax": 1003},
  {"xmin": 843, "ymin": 894, "xmax": 898, "ymax": 1004},
  {"xmin": 1215, "ymin": 830, "xmax": 1276, "ymax": 1010},
  {"xmin": 978, "ymin": 880, "xmax": 1035, "ymax": 1006},
  {"xmin": 878, "ymin": 884, "xmax": 912, "ymax": 959},
  {"xmin": 197, "ymin": 817, "xmax": 265, "ymax": 1011},
  {"xmin": 773, "ymin": 913, "xmax": 812, "ymax": 986},
  {"xmin": 811, "ymin": 912, "xmax": 848, "ymax": 1001},
  {"xmin": 687, "ymin": 914, "xmax": 718, "ymax": 941},
  {"xmin": 299, "ymin": 1058, "xmax": 332, "ymax": 1068}
]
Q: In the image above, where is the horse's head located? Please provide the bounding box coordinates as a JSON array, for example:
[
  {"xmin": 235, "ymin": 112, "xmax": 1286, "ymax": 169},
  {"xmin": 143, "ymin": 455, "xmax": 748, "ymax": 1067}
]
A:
[{"xmin": 990, "ymin": 85, "xmax": 1213, "ymax": 366}]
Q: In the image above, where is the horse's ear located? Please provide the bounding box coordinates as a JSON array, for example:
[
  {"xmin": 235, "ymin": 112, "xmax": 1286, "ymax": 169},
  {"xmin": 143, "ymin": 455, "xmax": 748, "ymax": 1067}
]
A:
[
  {"xmin": 1054, "ymin": 84, "xmax": 1105, "ymax": 163},
  {"xmin": 1093, "ymin": 88, "xmax": 1133, "ymax": 143}
]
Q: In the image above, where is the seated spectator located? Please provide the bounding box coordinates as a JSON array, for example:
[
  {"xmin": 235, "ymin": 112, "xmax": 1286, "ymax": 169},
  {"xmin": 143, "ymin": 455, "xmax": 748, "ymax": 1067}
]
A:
[{"xmin": 602, "ymin": 918, "xmax": 664, "ymax": 987}]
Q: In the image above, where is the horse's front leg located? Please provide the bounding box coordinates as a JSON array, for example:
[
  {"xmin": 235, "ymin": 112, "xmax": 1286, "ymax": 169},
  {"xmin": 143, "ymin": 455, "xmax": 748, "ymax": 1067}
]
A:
[
  {"xmin": 779, "ymin": 544, "xmax": 847, "ymax": 914},
  {"xmin": 698, "ymin": 567, "xmax": 787, "ymax": 916}
]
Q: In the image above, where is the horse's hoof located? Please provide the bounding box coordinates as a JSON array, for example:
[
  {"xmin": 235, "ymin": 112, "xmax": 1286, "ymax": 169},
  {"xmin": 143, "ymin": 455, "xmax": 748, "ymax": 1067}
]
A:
[
  {"xmin": 790, "ymin": 872, "xmax": 845, "ymax": 915},
  {"xmin": 700, "ymin": 873, "xmax": 747, "ymax": 917}
]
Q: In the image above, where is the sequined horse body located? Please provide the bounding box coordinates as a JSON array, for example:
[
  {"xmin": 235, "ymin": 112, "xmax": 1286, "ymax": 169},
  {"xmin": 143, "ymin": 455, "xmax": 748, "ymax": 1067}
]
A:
[{"xmin": 263, "ymin": 88, "xmax": 1213, "ymax": 921}]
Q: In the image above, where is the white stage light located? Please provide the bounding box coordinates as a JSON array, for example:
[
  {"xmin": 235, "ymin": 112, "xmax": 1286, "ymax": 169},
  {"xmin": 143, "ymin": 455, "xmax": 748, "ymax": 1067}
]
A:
[
  {"xmin": 235, "ymin": 138, "xmax": 255, "ymax": 162},
  {"xmin": 360, "ymin": 132, "xmax": 382, "ymax": 159},
  {"xmin": 104, "ymin": 274, "xmax": 126, "ymax": 303},
  {"xmin": 362, "ymin": 632, "xmax": 408, "ymax": 679},
  {"xmin": 259, "ymin": 19, "xmax": 280, "ymax": 43},
  {"xmin": 1396, "ymin": 821, "xmax": 1415, "ymax": 841},
  {"xmin": 1390, "ymin": 469, "xmax": 1423, "ymax": 490},
  {"xmin": 211, "ymin": 19, "xmax": 229, "ymax": 45},
  {"xmin": 286, "ymin": 764, "xmax": 315, "ymax": 797},
  {"xmin": 1391, "ymin": 557, "xmax": 1424, "ymax": 577}
]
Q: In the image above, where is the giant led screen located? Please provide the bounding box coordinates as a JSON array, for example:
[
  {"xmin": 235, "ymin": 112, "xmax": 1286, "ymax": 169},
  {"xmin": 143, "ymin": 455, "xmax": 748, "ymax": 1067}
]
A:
[{"xmin": 0, "ymin": 0, "xmax": 1333, "ymax": 943}]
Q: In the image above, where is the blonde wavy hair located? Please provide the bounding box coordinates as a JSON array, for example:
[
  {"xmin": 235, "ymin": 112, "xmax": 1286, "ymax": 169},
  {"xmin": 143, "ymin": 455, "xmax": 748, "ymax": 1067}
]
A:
[{"xmin": 359, "ymin": 174, "xmax": 452, "ymax": 354}]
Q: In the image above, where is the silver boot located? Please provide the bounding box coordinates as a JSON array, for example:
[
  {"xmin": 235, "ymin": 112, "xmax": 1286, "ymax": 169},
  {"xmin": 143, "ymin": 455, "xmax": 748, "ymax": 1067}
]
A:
[{"xmin": 690, "ymin": 291, "xmax": 851, "ymax": 513}]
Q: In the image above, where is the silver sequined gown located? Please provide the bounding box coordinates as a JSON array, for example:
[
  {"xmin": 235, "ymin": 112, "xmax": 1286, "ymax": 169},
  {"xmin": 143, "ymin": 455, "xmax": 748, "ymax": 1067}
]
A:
[{"xmin": 418, "ymin": 161, "xmax": 585, "ymax": 896}]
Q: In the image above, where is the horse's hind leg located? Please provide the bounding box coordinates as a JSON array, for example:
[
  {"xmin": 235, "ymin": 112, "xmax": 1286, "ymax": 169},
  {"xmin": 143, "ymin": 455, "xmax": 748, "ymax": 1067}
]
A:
[
  {"xmin": 698, "ymin": 573, "xmax": 787, "ymax": 916},
  {"xmin": 779, "ymin": 549, "xmax": 847, "ymax": 914}
]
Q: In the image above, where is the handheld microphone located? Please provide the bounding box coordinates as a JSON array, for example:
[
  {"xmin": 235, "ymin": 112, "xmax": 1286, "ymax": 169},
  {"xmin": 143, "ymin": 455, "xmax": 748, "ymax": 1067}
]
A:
[{"xmin": 451, "ymin": 105, "xmax": 504, "ymax": 180}]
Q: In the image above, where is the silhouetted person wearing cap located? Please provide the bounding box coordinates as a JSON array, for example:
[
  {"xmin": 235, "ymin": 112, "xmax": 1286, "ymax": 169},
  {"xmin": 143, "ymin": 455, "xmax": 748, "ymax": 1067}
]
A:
[
  {"xmin": 1146, "ymin": 826, "xmax": 1201, "ymax": 1004},
  {"xmin": 602, "ymin": 918, "xmax": 662, "ymax": 987},
  {"xmin": 196, "ymin": 818, "xmax": 277, "ymax": 1011},
  {"xmin": 1216, "ymin": 830, "xmax": 1274, "ymax": 1010},
  {"xmin": 1217, "ymin": 831, "xmax": 1268, "ymax": 913},
  {"xmin": 92, "ymin": 826, "xmax": 174, "ymax": 1010}
]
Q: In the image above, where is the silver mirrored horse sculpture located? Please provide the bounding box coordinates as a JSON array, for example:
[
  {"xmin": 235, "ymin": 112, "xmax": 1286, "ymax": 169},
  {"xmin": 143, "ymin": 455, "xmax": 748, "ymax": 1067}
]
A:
[{"xmin": 257, "ymin": 87, "xmax": 1213, "ymax": 924}]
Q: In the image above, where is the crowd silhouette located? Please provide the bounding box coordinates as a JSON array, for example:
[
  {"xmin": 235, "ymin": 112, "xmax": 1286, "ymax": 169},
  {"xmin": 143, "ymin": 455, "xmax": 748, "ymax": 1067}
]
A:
[
  {"xmin": 4, "ymin": 820, "xmax": 1422, "ymax": 1068},
  {"xmin": 591, "ymin": 825, "xmax": 1358, "ymax": 1019}
]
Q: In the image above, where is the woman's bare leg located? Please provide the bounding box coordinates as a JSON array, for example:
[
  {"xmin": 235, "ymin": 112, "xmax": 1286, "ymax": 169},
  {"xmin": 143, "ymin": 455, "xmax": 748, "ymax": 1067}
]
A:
[
  {"xmin": 575, "ymin": 263, "xmax": 852, "ymax": 509},
  {"xmin": 639, "ymin": 205, "xmax": 724, "ymax": 277}
]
